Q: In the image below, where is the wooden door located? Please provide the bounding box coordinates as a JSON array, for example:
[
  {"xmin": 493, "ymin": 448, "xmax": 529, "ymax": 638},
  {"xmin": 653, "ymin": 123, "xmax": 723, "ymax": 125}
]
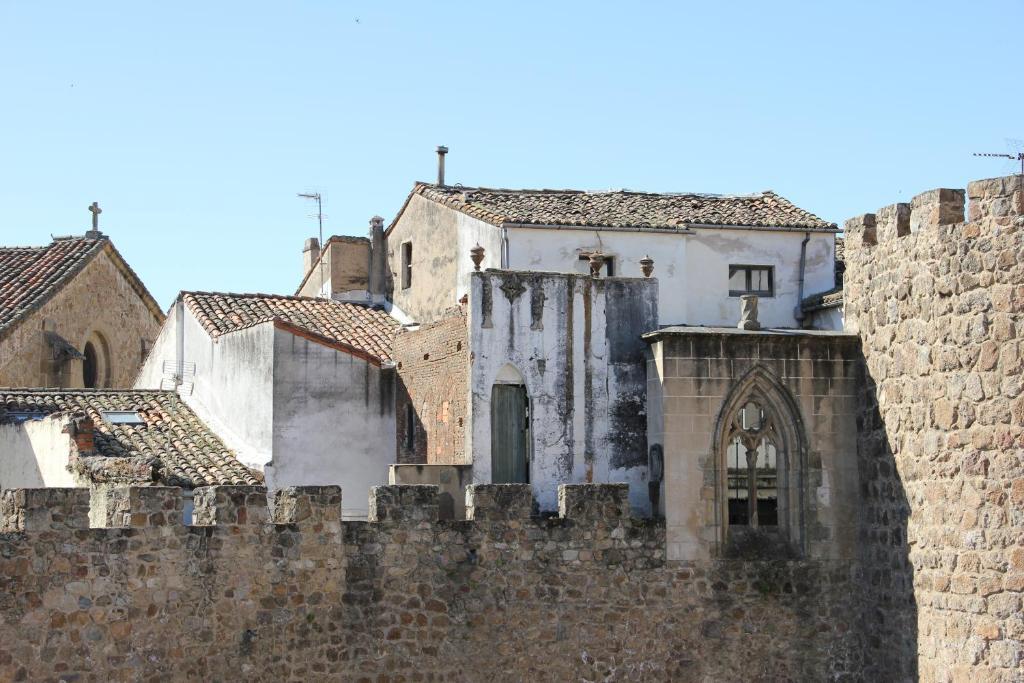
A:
[{"xmin": 491, "ymin": 384, "xmax": 529, "ymax": 483}]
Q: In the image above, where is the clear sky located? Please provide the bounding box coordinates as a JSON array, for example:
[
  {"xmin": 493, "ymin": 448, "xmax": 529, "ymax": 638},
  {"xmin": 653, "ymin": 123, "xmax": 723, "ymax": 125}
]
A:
[{"xmin": 1, "ymin": 1, "xmax": 1021, "ymax": 309}]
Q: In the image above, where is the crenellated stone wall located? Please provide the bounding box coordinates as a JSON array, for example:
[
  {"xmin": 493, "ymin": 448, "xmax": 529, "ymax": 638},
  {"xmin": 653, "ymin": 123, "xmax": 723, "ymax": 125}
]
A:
[
  {"xmin": 844, "ymin": 174, "xmax": 1024, "ymax": 681},
  {"xmin": 0, "ymin": 483, "xmax": 863, "ymax": 681}
]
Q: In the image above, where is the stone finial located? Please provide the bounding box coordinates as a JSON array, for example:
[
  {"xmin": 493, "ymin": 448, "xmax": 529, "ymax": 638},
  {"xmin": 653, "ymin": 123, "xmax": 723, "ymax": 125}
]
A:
[
  {"xmin": 470, "ymin": 243, "xmax": 485, "ymax": 271},
  {"xmin": 640, "ymin": 255, "xmax": 654, "ymax": 278},
  {"xmin": 738, "ymin": 295, "xmax": 761, "ymax": 331},
  {"xmin": 589, "ymin": 252, "xmax": 605, "ymax": 277}
]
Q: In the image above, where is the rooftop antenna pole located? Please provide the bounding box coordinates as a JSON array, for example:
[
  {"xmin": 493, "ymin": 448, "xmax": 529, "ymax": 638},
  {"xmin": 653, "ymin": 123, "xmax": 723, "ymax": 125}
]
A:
[
  {"xmin": 973, "ymin": 152, "xmax": 1024, "ymax": 176},
  {"xmin": 297, "ymin": 192, "xmax": 326, "ymax": 296}
]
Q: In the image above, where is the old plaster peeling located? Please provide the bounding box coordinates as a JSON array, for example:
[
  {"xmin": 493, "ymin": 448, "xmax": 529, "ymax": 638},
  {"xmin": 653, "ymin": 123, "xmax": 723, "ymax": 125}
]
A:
[{"xmin": 468, "ymin": 270, "xmax": 657, "ymax": 513}]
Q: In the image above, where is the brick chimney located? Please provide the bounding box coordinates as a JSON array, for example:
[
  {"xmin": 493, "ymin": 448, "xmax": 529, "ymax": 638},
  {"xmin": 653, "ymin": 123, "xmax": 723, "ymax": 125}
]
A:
[
  {"xmin": 65, "ymin": 414, "xmax": 96, "ymax": 454},
  {"xmin": 303, "ymin": 237, "xmax": 320, "ymax": 279}
]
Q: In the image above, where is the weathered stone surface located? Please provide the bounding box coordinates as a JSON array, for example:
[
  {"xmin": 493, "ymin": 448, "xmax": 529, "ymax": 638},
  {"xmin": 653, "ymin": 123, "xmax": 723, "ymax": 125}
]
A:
[
  {"xmin": 846, "ymin": 174, "xmax": 1024, "ymax": 682},
  {"xmin": 0, "ymin": 483, "xmax": 862, "ymax": 681}
]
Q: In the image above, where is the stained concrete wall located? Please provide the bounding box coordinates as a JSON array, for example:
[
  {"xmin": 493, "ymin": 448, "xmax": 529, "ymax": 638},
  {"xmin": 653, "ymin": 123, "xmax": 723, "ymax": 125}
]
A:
[
  {"xmin": 266, "ymin": 327, "xmax": 395, "ymax": 520},
  {"xmin": 505, "ymin": 226, "xmax": 836, "ymax": 328},
  {"xmin": 645, "ymin": 328, "xmax": 861, "ymax": 563},
  {"xmin": 386, "ymin": 194, "xmax": 502, "ymax": 324},
  {"xmin": 0, "ymin": 416, "xmax": 76, "ymax": 490},
  {"xmin": 0, "ymin": 245, "xmax": 163, "ymax": 388},
  {"xmin": 467, "ymin": 270, "xmax": 658, "ymax": 513}
]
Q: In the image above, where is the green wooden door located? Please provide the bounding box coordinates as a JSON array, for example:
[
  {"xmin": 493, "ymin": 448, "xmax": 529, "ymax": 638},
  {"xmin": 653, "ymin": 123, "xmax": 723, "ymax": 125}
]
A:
[{"xmin": 491, "ymin": 384, "xmax": 529, "ymax": 483}]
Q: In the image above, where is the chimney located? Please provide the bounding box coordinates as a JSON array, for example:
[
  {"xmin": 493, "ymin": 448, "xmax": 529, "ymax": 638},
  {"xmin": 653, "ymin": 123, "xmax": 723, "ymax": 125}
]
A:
[
  {"xmin": 66, "ymin": 414, "xmax": 95, "ymax": 454},
  {"xmin": 303, "ymin": 237, "xmax": 321, "ymax": 278},
  {"xmin": 436, "ymin": 146, "xmax": 448, "ymax": 186},
  {"xmin": 368, "ymin": 216, "xmax": 387, "ymax": 301}
]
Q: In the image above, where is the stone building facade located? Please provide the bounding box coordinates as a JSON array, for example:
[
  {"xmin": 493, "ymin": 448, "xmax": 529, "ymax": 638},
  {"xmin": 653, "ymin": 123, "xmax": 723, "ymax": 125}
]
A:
[
  {"xmin": 844, "ymin": 175, "xmax": 1024, "ymax": 681},
  {"xmin": 0, "ymin": 235, "xmax": 164, "ymax": 388},
  {"xmin": 0, "ymin": 483, "xmax": 864, "ymax": 681}
]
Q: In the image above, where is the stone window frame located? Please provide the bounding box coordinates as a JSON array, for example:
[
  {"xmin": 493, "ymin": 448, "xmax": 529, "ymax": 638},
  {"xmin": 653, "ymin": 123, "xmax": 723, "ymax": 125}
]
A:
[{"xmin": 711, "ymin": 366, "xmax": 807, "ymax": 555}]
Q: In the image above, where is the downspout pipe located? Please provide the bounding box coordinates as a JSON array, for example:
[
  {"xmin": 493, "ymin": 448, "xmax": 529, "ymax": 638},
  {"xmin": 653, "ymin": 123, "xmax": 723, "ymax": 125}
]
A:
[{"xmin": 794, "ymin": 232, "xmax": 811, "ymax": 326}]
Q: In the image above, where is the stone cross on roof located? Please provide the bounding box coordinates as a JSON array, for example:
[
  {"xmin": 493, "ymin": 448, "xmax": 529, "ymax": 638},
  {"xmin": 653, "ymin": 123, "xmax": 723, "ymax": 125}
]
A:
[{"xmin": 86, "ymin": 202, "xmax": 103, "ymax": 238}]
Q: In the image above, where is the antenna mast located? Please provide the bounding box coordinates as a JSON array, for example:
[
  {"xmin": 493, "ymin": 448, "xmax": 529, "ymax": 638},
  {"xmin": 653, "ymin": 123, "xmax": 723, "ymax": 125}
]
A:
[
  {"xmin": 297, "ymin": 192, "xmax": 327, "ymax": 296},
  {"xmin": 973, "ymin": 152, "xmax": 1024, "ymax": 176}
]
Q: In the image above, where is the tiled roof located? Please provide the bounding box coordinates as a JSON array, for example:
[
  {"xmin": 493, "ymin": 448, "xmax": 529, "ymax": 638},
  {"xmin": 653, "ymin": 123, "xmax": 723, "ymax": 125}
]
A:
[
  {"xmin": 800, "ymin": 286, "xmax": 844, "ymax": 312},
  {"xmin": 409, "ymin": 183, "xmax": 836, "ymax": 232},
  {"xmin": 0, "ymin": 236, "xmax": 163, "ymax": 341},
  {"xmin": 0, "ymin": 237, "xmax": 105, "ymax": 336},
  {"xmin": 0, "ymin": 389, "xmax": 260, "ymax": 487},
  {"xmin": 183, "ymin": 292, "xmax": 400, "ymax": 362}
]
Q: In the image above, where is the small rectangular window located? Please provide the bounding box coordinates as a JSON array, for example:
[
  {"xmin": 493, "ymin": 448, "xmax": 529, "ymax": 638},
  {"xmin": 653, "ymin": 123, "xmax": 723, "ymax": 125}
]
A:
[
  {"xmin": 728, "ymin": 265, "xmax": 774, "ymax": 297},
  {"xmin": 405, "ymin": 402, "xmax": 415, "ymax": 452},
  {"xmin": 101, "ymin": 410, "xmax": 145, "ymax": 425},
  {"xmin": 401, "ymin": 242, "xmax": 413, "ymax": 289}
]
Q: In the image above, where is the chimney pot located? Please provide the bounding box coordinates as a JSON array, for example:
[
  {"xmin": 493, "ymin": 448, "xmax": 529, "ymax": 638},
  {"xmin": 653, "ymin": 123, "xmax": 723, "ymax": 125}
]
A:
[{"xmin": 436, "ymin": 146, "xmax": 448, "ymax": 186}]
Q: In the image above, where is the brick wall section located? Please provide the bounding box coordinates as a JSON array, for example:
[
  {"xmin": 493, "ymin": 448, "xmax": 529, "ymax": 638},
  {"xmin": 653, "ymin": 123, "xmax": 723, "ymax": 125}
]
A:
[
  {"xmin": 0, "ymin": 246, "xmax": 163, "ymax": 388},
  {"xmin": 845, "ymin": 174, "xmax": 1024, "ymax": 681},
  {"xmin": 0, "ymin": 483, "xmax": 864, "ymax": 680},
  {"xmin": 394, "ymin": 309, "xmax": 469, "ymax": 465}
]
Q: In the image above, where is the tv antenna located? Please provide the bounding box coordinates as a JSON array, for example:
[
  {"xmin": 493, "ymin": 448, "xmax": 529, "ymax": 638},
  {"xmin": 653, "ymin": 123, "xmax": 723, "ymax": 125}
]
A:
[
  {"xmin": 297, "ymin": 192, "xmax": 327, "ymax": 295},
  {"xmin": 973, "ymin": 150, "xmax": 1024, "ymax": 176}
]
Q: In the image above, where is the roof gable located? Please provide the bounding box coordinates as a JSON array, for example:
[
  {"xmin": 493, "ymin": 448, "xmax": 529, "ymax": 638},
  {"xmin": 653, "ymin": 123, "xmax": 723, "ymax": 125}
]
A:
[
  {"xmin": 405, "ymin": 183, "xmax": 836, "ymax": 232},
  {"xmin": 0, "ymin": 236, "xmax": 164, "ymax": 341},
  {"xmin": 0, "ymin": 389, "xmax": 260, "ymax": 487},
  {"xmin": 182, "ymin": 291, "xmax": 400, "ymax": 363}
]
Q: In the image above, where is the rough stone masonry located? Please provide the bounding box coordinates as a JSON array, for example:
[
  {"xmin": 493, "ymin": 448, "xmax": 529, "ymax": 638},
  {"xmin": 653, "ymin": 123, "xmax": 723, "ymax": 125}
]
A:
[
  {"xmin": 0, "ymin": 484, "xmax": 862, "ymax": 681},
  {"xmin": 845, "ymin": 174, "xmax": 1024, "ymax": 681}
]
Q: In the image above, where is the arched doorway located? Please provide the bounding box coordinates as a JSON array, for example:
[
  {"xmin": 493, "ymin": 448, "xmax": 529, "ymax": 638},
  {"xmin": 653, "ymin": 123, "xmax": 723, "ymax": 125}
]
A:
[{"xmin": 491, "ymin": 364, "xmax": 530, "ymax": 484}]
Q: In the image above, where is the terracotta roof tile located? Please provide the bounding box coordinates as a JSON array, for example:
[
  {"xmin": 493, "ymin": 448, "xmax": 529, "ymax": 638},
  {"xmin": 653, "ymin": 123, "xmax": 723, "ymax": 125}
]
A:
[
  {"xmin": 0, "ymin": 237, "xmax": 105, "ymax": 335},
  {"xmin": 0, "ymin": 389, "xmax": 260, "ymax": 487},
  {"xmin": 411, "ymin": 183, "xmax": 836, "ymax": 232},
  {"xmin": 182, "ymin": 292, "xmax": 400, "ymax": 362}
]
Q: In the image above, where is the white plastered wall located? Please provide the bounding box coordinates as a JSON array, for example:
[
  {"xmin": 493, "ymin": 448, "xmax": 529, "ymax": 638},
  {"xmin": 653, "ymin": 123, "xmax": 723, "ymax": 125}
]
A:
[{"xmin": 0, "ymin": 416, "xmax": 76, "ymax": 490}]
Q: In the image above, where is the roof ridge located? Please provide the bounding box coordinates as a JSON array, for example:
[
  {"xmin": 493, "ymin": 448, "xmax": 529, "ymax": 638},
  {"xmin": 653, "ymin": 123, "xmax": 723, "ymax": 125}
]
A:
[{"xmin": 183, "ymin": 290, "xmax": 371, "ymax": 305}]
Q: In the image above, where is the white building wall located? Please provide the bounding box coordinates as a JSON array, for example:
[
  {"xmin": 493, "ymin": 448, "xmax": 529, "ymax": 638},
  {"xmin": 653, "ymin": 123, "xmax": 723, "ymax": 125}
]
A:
[
  {"xmin": 503, "ymin": 226, "xmax": 836, "ymax": 328},
  {"xmin": 0, "ymin": 417, "xmax": 77, "ymax": 490},
  {"xmin": 685, "ymin": 229, "xmax": 835, "ymax": 328},
  {"xmin": 467, "ymin": 271, "xmax": 657, "ymax": 514},
  {"xmin": 505, "ymin": 229, "xmax": 686, "ymax": 322},
  {"xmin": 135, "ymin": 306, "xmax": 275, "ymax": 470},
  {"xmin": 266, "ymin": 328, "xmax": 395, "ymax": 519}
]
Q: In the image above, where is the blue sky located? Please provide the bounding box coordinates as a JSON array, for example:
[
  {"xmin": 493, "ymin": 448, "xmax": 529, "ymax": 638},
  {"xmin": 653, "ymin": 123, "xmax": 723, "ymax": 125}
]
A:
[{"xmin": 1, "ymin": 1, "xmax": 1021, "ymax": 309}]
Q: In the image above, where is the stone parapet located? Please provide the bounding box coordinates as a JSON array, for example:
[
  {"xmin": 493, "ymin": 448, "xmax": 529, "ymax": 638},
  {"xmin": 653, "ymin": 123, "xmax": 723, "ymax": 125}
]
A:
[
  {"xmin": 0, "ymin": 483, "xmax": 864, "ymax": 680},
  {"xmin": 192, "ymin": 485, "xmax": 270, "ymax": 527},
  {"xmin": 557, "ymin": 483, "xmax": 630, "ymax": 522},
  {"xmin": 465, "ymin": 483, "xmax": 534, "ymax": 521},
  {"xmin": 0, "ymin": 487, "xmax": 90, "ymax": 532},
  {"xmin": 272, "ymin": 485, "xmax": 342, "ymax": 531},
  {"xmin": 367, "ymin": 484, "xmax": 439, "ymax": 524}
]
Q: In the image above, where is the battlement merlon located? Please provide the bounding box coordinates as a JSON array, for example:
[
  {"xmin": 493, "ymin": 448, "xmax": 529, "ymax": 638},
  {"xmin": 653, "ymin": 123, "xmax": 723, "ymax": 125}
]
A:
[
  {"xmin": 0, "ymin": 488, "xmax": 90, "ymax": 532},
  {"xmin": 846, "ymin": 174, "xmax": 1022, "ymax": 249},
  {"xmin": 558, "ymin": 483, "xmax": 630, "ymax": 522}
]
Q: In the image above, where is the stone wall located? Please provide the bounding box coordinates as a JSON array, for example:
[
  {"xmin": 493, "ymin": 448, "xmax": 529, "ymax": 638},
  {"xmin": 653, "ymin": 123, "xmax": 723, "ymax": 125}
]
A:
[
  {"xmin": 844, "ymin": 174, "xmax": 1024, "ymax": 681},
  {"xmin": 0, "ymin": 242, "xmax": 163, "ymax": 388},
  {"xmin": 394, "ymin": 309, "xmax": 469, "ymax": 465},
  {"xmin": 0, "ymin": 484, "xmax": 863, "ymax": 681}
]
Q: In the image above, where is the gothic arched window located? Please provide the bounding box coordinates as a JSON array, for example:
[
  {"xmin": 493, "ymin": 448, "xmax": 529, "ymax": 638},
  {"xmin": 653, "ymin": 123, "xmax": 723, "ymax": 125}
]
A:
[
  {"xmin": 715, "ymin": 367, "xmax": 807, "ymax": 555},
  {"xmin": 725, "ymin": 400, "xmax": 779, "ymax": 528}
]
